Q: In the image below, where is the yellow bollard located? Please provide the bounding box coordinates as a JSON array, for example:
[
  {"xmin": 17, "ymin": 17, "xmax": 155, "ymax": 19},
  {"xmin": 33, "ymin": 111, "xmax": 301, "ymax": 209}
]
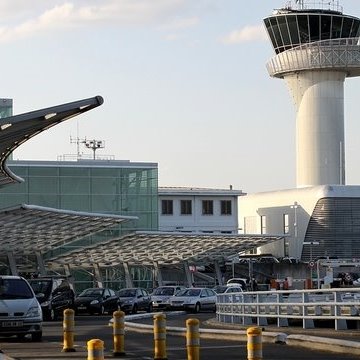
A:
[
  {"xmin": 153, "ymin": 313, "xmax": 167, "ymax": 360},
  {"xmin": 247, "ymin": 326, "xmax": 262, "ymax": 360},
  {"xmin": 62, "ymin": 308, "xmax": 76, "ymax": 352},
  {"xmin": 112, "ymin": 310, "xmax": 126, "ymax": 357},
  {"xmin": 186, "ymin": 318, "xmax": 200, "ymax": 360},
  {"xmin": 87, "ymin": 339, "xmax": 104, "ymax": 360}
]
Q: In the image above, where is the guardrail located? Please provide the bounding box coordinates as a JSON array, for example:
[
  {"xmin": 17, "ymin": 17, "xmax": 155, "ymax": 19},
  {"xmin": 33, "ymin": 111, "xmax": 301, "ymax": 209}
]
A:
[{"xmin": 216, "ymin": 288, "xmax": 360, "ymax": 331}]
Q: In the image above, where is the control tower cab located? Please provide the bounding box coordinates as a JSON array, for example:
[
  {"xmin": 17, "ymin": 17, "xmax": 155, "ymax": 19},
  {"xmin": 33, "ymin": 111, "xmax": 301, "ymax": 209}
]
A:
[{"xmin": 264, "ymin": 1, "xmax": 360, "ymax": 188}]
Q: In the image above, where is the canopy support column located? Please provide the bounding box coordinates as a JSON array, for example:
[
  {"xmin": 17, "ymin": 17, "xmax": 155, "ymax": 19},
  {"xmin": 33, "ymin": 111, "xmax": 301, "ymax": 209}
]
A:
[
  {"xmin": 153, "ymin": 261, "xmax": 163, "ymax": 287},
  {"xmin": 214, "ymin": 260, "xmax": 224, "ymax": 285},
  {"xmin": 35, "ymin": 252, "xmax": 46, "ymax": 276},
  {"xmin": 6, "ymin": 251, "xmax": 18, "ymax": 276},
  {"xmin": 183, "ymin": 261, "xmax": 193, "ymax": 287},
  {"xmin": 93, "ymin": 264, "xmax": 103, "ymax": 288},
  {"xmin": 123, "ymin": 262, "xmax": 133, "ymax": 288}
]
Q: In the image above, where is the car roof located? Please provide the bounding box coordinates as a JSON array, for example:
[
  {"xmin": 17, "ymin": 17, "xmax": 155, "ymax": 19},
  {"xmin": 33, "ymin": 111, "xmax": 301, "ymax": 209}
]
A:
[{"xmin": 0, "ymin": 275, "xmax": 23, "ymax": 280}]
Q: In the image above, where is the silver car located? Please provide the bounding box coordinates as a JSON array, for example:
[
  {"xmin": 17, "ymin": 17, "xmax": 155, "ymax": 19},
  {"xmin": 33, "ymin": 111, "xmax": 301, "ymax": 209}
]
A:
[
  {"xmin": 0, "ymin": 275, "xmax": 43, "ymax": 341},
  {"xmin": 168, "ymin": 287, "xmax": 217, "ymax": 313},
  {"xmin": 151, "ymin": 286, "xmax": 185, "ymax": 310}
]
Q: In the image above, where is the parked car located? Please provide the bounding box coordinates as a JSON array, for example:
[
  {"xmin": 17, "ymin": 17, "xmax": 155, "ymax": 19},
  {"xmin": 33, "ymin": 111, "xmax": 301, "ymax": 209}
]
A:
[
  {"xmin": 168, "ymin": 287, "xmax": 217, "ymax": 313},
  {"xmin": 0, "ymin": 275, "xmax": 42, "ymax": 341},
  {"xmin": 117, "ymin": 287, "xmax": 152, "ymax": 314},
  {"xmin": 213, "ymin": 285, "xmax": 243, "ymax": 294},
  {"xmin": 74, "ymin": 288, "xmax": 120, "ymax": 315},
  {"xmin": 226, "ymin": 278, "xmax": 248, "ymax": 290},
  {"xmin": 151, "ymin": 286, "xmax": 186, "ymax": 310},
  {"xmin": 28, "ymin": 276, "xmax": 75, "ymax": 321}
]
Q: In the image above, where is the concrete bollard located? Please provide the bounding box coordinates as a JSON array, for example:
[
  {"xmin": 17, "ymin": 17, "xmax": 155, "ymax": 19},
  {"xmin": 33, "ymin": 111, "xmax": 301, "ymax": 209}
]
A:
[
  {"xmin": 112, "ymin": 310, "xmax": 126, "ymax": 357},
  {"xmin": 87, "ymin": 339, "xmax": 104, "ymax": 360},
  {"xmin": 153, "ymin": 313, "xmax": 167, "ymax": 360},
  {"xmin": 62, "ymin": 308, "xmax": 76, "ymax": 352},
  {"xmin": 186, "ymin": 318, "xmax": 200, "ymax": 360},
  {"xmin": 247, "ymin": 326, "xmax": 262, "ymax": 360}
]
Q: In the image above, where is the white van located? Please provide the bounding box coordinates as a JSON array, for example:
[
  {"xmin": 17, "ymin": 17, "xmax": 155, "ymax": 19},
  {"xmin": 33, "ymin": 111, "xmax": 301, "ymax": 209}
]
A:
[{"xmin": 0, "ymin": 275, "xmax": 43, "ymax": 341}]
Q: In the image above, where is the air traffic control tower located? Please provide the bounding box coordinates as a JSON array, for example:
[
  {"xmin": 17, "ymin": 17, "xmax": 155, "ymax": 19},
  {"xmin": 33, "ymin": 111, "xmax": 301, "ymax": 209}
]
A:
[{"xmin": 264, "ymin": 1, "xmax": 360, "ymax": 188}]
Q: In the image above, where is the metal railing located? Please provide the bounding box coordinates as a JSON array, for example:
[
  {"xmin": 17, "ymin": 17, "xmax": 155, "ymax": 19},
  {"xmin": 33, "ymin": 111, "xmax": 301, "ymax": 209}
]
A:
[
  {"xmin": 266, "ymin": 37, "xmax": 360, "ymax": 77},
  {"xmin": 216, "ymin": 288, "xmax": 360, "ymax": 331}
]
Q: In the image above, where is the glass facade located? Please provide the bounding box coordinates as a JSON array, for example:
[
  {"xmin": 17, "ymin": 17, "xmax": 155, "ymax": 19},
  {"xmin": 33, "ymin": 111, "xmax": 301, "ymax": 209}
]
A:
[
  {"xmin": 0, "ymin": 160, "xmax": 159, "ymax": 247},
  {"xmin": 264, "ymin": 11, "xmax": 360, "ymax": 54}
]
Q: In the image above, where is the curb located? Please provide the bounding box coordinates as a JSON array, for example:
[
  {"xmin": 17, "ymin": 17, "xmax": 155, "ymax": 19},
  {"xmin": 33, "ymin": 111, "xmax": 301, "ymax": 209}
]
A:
[
  {"xmin": 123, "ymin": 312, "xmax": 360, "ymax": 355},
  {"xmin": 287, "ymin": 334, "xmax": 360, "ymax": 355}
]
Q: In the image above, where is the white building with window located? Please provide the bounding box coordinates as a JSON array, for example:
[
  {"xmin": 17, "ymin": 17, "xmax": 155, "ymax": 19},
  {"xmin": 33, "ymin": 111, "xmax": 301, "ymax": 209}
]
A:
[{"xmin": 158, "ymin": 187, "xmax": 245, "ymax": 234}]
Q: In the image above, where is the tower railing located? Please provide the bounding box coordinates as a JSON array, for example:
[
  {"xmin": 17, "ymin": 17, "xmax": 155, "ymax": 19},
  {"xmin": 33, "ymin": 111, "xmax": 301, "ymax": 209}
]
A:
[
  {"xmin": 284, "ymin": 1, "xmax": 343, "ymax": 13},
  {"xmin": 266, "ymin": 37, "xmax": 360, "ymax": 78}
]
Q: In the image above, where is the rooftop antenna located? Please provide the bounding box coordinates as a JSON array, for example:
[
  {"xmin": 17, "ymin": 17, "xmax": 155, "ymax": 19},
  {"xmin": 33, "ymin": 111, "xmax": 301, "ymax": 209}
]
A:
[
  {"xmin": 70, "ymin": 121, "xmax": 84, "ymax": 160},
  {"xmin": 83, "ymin": 139, "xmax": 105, "ymax": 160}
]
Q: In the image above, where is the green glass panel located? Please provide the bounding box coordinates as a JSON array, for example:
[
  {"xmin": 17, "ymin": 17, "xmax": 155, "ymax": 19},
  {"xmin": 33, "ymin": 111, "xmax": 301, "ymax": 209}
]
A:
[
  {"xmin": 60, "ymin": 177, "xmax": 90, "ymax": 194},
  {"xmin": 28, "ymin": 177, "xmax": 58, "ymax": 193}
]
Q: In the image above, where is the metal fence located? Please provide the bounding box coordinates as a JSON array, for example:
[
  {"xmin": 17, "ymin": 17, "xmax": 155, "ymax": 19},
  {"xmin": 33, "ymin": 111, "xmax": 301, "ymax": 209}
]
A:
[{"xmin": 216, "ymin": 288, "xmax": 360, "ymax": 331}]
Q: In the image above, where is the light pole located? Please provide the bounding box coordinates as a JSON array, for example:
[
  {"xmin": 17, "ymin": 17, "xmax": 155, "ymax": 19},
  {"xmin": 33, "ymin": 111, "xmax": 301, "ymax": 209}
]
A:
[
  {"xmin": 303, "ymin": 241, "xmax": 320, "ymax": 287},
  {"xmin": 289, "ymin": 201, "xmax": 298, "ymax": 257},
  {"xmin": 290, "ymin": 201, "xmax": 298, "ymax": 238}
]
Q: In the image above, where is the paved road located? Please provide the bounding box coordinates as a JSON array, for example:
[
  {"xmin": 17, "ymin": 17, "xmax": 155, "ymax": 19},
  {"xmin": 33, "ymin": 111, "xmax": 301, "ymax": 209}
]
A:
[{"xmin": 0, "ymin": 313, "xmax": 359, "ymax": 359}]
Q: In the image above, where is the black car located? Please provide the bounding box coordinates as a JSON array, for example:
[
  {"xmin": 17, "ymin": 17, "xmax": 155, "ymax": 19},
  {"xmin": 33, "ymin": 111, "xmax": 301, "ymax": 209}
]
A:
[
  {"xmin": 28, "ymin": 276, "xmax": 75, "ymax": 321},
  {"xmin": 74, "ymin": 288, "xmax": 120, "ymax": 315},
  {"xmin": 117, "ymin": 288, "xmax": 152, "ymax": 314}
]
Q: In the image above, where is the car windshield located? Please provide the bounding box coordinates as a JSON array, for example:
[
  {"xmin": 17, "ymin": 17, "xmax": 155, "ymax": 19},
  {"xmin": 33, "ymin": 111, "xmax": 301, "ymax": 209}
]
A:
[
  {"xmin": 28, "ymin": 280, "xmax": 52, "ymax": 296},
  {"xmin": 176, "ymin": 288, "xmax": 201, "ymax": 297},
  {"xmin": 118, "ymin": 289, "xmax": 136, "ymax": 297},
  {"xmin": 79, "ymin": 288, "xmax": 103, "ymax": 297},
  {"xmin": 153, "ymin": 287, "xmax": 175, "ymax": 296},
  {"xmin": 0, "ymin": 278, "xmax": 34, "ymax": 299}
]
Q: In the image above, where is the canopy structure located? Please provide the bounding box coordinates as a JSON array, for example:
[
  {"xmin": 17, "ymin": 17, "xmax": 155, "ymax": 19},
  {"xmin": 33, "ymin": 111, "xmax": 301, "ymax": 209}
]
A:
[
  {"xmin": 0, "ymin": 95, "xmax": 103, "ymax": 187},
  {"xmin": 0, "ymin": 204, "xmax": 137, "ymax": 275},
  {"xmin": 0, "ymin": 204, "xmax": 137, "ymax": 254},
  {"xmin": 47, "ymin": 231, "xmax": 284, "ymax": 269}
]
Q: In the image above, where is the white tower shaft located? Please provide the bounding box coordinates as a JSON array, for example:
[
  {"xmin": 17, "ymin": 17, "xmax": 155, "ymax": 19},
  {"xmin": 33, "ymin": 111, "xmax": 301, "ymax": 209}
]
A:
[{"xmin": 284, "ymin": 71, "xmax": 346, "ymax": 187}]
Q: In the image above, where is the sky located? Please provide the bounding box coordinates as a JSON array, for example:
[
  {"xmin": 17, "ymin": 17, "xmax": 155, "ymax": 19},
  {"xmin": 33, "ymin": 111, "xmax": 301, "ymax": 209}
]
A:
[{"xmin": 3, "ymin": 0, "xmax": 360, "ymax": 194}]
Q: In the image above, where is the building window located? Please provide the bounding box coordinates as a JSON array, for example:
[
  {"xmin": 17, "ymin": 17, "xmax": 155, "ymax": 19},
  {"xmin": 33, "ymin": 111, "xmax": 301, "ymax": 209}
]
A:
[
  {"xmin": 202, "ymin": 200, "xmax": 213, "ymax": 215},
  {"xmin": 260, "ymin": 215, "xmax": 267, "ymax": 234},
  {"xmin": 283, "ymin": 213, "xmax": 289, "ymax": 234},
  {"xmin": 221, "ymin": 200, "xmax": 232, "ymax": 215},
  {"xmin": 181, "ymin": 200, "xmax": 192, "ymax": 215},
  {"xmin": 161, "ymin": 200, "xmax": 173, "ymax": 215}
]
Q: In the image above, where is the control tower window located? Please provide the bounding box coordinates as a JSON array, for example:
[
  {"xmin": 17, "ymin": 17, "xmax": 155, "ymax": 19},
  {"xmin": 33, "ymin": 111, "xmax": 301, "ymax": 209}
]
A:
[
  {"xmin": 341, "ymin": 17, "xmax": 353, "ymax": 38},
  {"xmin": 309, "ymin": 15, "xmax": 320, "ymax": 42},
  {"xmin": 278, "ymin": 16, "xmax": 291, "ymax": 46},
  {"xmin": 270, "ymin": 17, "xmax": 283, "ymax": 50},
  {"xmin": 287, "ymin": 15, "xmax": 300, "ymax": 46},
  {"xmin": 332, "ymin": 16, "xmax": 343, "ymax": 38},
  {"xmin": 320, "ymin": 15, "xmax": 332, "ymax": 40},
  {"xmin": 298, "ymin": 15, "xmax": 310, "ymax": 43},
  {"xmin": 350, "ymin": 19, "xmax": 360, "ymax": 37}
]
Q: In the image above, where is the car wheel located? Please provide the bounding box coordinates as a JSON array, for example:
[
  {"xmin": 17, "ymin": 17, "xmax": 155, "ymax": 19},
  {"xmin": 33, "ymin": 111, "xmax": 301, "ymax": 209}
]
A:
[
  {"xmin": 147, "ymin": 303, "xmax": 153, "ymax": 313},
  {"xmin": 132, "ymin": 304, "xmax": 138, "ymax": 314},
  {"xmin": 194, "ymin": 303, "xmax": 201, "ymax": 313},
  {"xmin": 31, "ymin": 331, "xmax": 42, "ymax": 342}
]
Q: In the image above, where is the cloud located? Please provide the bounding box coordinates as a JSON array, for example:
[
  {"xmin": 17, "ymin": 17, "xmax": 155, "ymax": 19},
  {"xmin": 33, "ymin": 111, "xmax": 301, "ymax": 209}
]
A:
[
  {"xmin": 0, "ymin": 0, "xmax": 191, "ymax": 43},
  {"xmin": 220, "ymin": 25, "xmax": 267, "ymax": 44}
]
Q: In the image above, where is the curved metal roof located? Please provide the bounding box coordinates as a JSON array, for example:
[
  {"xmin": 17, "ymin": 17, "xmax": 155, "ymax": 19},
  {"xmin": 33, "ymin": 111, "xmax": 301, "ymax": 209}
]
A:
[
  {"xmin": 0, "ymin": 95, "xmax": 103, "ymax": 187},
  {"xmin": 47, "ymin": 231, "xmax": 283, "ymax": 268},
  {"xmin": 0, "ymin": 204, "xmax": 137, "ymax": 254}
]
